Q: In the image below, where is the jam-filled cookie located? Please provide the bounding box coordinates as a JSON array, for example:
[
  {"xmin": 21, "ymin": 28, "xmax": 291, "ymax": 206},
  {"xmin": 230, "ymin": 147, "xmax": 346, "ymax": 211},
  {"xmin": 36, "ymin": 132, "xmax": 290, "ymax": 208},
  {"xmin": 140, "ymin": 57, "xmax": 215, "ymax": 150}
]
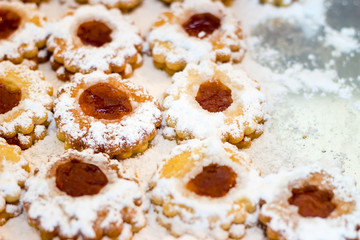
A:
[
  {"xmin": 160, "ymin": 0, "xmax": 233, "ymax": 7},
  {"xmin": 54, "ymin": 71, "xmax": 162, "ymax": 159},
  {"xmin": 0, "ymin": 2, "xmax": 47, "ymax": 66},
  {"xmin": 23, "ymin": 149, "xmax": 147, "ymax": 240},
  {"xmin": 148, "ymin": 0, "xmax": 245, "ymax": 75},
  {"xmin": 47, "ymin": 5, "xmax": 143, "ymax": 81},
  {"xmin": 75, "ymin": 0, "xmax": 141, "ymax": 11},
  {"xmin": 150, "ymin": 138, "xmax": 261, "ymax": 240},
  {"xmin": 0, "ymin": 138, "xmax": 29, "ymax": 225},
  {"xmin": 259, "ymin": 0, "xmax": 297, "ymax": 7},
  {"xmin": 163, "ymin": 61, "xmax": 265, "ymax": 148},
  {"xmin": 0, "ymin": 61, "xmax": 53, "ymax": 149},
  {"xmin": 259, "ymin": 165, "xmax": 360, "ymax": 240}
]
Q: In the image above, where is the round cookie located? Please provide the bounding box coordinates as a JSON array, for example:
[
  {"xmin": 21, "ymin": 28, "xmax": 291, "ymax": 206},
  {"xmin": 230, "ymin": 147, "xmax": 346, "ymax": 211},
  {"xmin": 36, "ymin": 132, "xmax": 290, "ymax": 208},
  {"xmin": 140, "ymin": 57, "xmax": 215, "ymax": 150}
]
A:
[
  {"xmin": 23, "ymin": 149, "xmax": 147, "ymax": 240},
  {"xmin": 54, "ymin": 71, "xmax": 162, "ymax": 159},
  {"xmin": 163, "ymin": 61, "xmax": 265, "ymax": 148},
  {"xmin": 0, "ymin": 61, "xmax": 53, "ymax": 149},
  {"xmin": 148, "ymin": 0, "xmax": 245, "ymax": 74},
  {"xmin": 47, "ymin": 5, "xmax": 143, "ymax": 81},
  {"xmin": 0, "ymin": 138, "xmax": 29, "ymax": 225},
  {"xmin": 0, "ymin": 2, "xmax": 47, "ymax": 66},
  {"xmin": 150, "ymin": 138, "xmax": 261, "ymax": 240},
  {"xmin": 259, "ymin": 165, "xmax": 360, "ymax": 240},
  {"xmin": 76, "ymin": 0, "xmax": 142, "ymax": 11}
]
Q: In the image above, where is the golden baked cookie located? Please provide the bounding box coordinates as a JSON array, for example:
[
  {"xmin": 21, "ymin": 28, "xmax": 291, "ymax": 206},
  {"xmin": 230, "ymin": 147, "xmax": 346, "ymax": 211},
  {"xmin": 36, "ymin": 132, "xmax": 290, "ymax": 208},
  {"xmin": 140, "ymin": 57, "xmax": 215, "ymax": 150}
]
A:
[
  {"xmin": 47, "ymin": 5, "xmax": 143, "ymax": 81},
  {"xmin": 0, "ymin": 138, "xmax": 29, "ymax": 225},
  {"xmin": 260, "ymin": 0, "xmax": 297, "ymax": 7},
  {"xmin": 150, "ymin": 138, "xmax": 261, "ymax": 239},
  {"xmin": 148, "ymin": 0, "xmax": 245, "ymax": 75},
  {"xmin": 163, "ymin": 61, "xmax": 265, "ymax": 148},
  {"xmin": 160, "ymin": 0, "xmax": 233, "ymax": 7},
  {"xmin": 0, "ymin": 2, "xmax": 47, "ymax": 66},
  {"xmin": 54, "ymin": 71, "xmax": 162, "ymax": 159},
  {"xmin": 0, "ymin": 61, "xmax": 53, "ymax": 149},
  {"xmin": 258, "ymin": 165, "xmax": 360, "ymax": 240},
  {"xmin": 23, "ymin": 149, "xmax": 147, "ymax": 240},
  {"xmin": 75, "ymin": 0, "xmax": 142, "ymax": 11}
]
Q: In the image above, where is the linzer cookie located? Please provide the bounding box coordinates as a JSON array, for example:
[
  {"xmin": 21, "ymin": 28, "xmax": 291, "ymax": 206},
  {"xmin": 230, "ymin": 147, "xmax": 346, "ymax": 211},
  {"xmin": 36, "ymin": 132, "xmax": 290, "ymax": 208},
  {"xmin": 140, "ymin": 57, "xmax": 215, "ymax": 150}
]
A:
[
  {"xmin": 23, "ymin": 149, "xmax": 147, "ymax": 240},
  {"xmin": 148, "ymin": 0, "xmax": 245, "ymax": 74},
  {"xmin": 150, "ymin": 138, "xmax": 261, "ymax": 240},
  {"xmin": 163, "ymin": 61, "xmax": 265, "ymax": 148},
  {"xmin": 0, "ymin": 2, "xmax": 47, "ymax": 67},
  {"xmin": 0, "ymin": 61, "xmax": 53, "ymax": 149},
  {"xmin": 47, "ymin": 5, "xmax": 143, "ymax": 81},
  {"xmin": 75, "ymin": 0, "xmax": 142, "ymax": 11},
  {"xmin": 0, "ymin": 138, "xmax": 29, "ymax": 225},
  {"xmin": 259, "ymin": 165, "xmax": 360, "ymax": 240},
  {"xmin": 54, "ymin": 71, "xmax": 162, "ymax": 159}
]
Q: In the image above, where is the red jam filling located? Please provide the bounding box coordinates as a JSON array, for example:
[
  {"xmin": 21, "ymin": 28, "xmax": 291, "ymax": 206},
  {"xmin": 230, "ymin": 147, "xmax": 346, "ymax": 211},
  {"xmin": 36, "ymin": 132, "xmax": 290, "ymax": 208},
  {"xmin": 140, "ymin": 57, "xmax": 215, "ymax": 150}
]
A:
[
  {"xmin": 56, "ymin": 159, "xmax": 108, "ymax": 197},
  {"xmin": 182, "ymin": 13, "xmax": 221, "ymax": 38},
  {"xmin": 77, "ymin": 20, "xmax": 112, "ymax": 47},
  {"xmin": 195, "ymin": 81, "xmax": 233, "ymax": 112},
  {"xmin": 0, "ymin": 9, "xmax": 21, "ymax": 39},
  {"xmin": 0, "ymin": 83, "xmax": 21, "ymax": 114},
  {"xmin": 186, "ymin": 164, "xmax": 237, "ymax": 198},
  {"xmin": 79, "ymin": 83, "xmax": 132, "ymax": 120},
  {"xmin": 288, "ymin": 185, "xmax": 336, "ymax": 218}
]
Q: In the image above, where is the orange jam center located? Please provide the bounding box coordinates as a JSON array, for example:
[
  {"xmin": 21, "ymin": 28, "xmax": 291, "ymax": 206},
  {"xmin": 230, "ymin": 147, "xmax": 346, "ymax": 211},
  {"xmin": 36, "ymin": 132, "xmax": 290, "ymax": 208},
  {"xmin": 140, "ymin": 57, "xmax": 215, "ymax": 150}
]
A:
[
  {"xmin": 195, "ymin": 80, "xmax": 233, "ymax": 112},
  {"xmin": 186, "ymin": 164, "xmax": 237, "ymax": 198},
  {"xmin": 0, "ymin": 9, "xmax": 21, "ymax": 39},
  {"xmin": 0, "ymin": 83, "xmax": 21, "ymax": 114},
  {"xmin": 79, "ymin": 83, "xmax": 132, "ymax": 120},
  {"xmin": 56, "ymin": 159, "xmax": 108, "ymax": 197},
  {"xmin": 77, "ymin": 20, "xmax": 112, "ymax": 47},
  {"xmin": 288, "ymin": 185, "xmax": 336, "ymax": 218},
  {"xmin": 182, "ymin": 13, "xmax": 221, "ymax": 38}
]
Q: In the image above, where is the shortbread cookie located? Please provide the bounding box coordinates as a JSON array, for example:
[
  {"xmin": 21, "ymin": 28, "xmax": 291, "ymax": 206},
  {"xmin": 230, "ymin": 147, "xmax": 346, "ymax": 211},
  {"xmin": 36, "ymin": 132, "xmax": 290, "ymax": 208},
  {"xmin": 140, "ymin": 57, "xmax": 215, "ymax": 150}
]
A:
[
  {"xmin": 0, "ymin": 61, "xmax": 53, "ymax": 149},
  {"xmin": 259, "ymin": 165, "xmax": 360, "ymax": 240},
  {"xmin": 76, "ymin": 0, "xmax": 142, "ymax": 11},
  {"xmin": 23, "ymin": 149, "xmax": 147, "ymax": 240},
  {"xmin": 148, "ymin": 0, "xmax": 245, "ymax": 74},
  {"xmin": 0, "ymin": 2, "xmax": 47, "ymax": 65},
  {"xmin": 163, "ymin": 61, "xmax": 265, "ymax": 148},
  {"xmin": 47, "ymin": 5, "xmax": 143, "ymax": 81},
  {"xmin": 259, "ymin": 0, "xmax": 297, "ymax": 7},
  {"xmin": 54, "ymin": 71, "xmax": 162, "ymax": 159},
  {"xmin": 160, "ymin": 0, "xmax": 233, "ymax": 7},
  {"xmin": 150, "ymin": 138, "xmax": 261, "ymax": 240},
  {"xmin": 0, "ymin": 138, "xmax": 29, "ymax": 225}
]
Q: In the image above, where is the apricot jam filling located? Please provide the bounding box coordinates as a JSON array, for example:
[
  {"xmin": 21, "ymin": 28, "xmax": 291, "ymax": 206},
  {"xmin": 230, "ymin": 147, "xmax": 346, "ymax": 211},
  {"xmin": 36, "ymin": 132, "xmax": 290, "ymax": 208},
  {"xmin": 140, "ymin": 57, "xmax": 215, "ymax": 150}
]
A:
[
  {"xmin": 195, "ymin": 80, "xmax": 233, "ymax": 112},
  {"xmin": 288, "ymin": 185, "xmax": 336, "ymax": 218},
  {"xmin": 0, "ymin": 9, "xmax": 21, "ymax": 40},
  {"xmin": 186, "ymin": 164, "xmax": 237, "ymax": 198},
  {"xmin": 79, "ymin": 83, "xmax": 132, "ymax": 120},
  {"xmin": 56, "ymin": 159, "xmax": 108, "ymax": 197},
  {"xmin": 182, "ymin": 13, "xmax": 221, "ymax": 38},
  {"xmin": 0, "ymin": 82, "xmax": 21, "ymax": 114},
  {"xmin": 77, "ymin": 20, "xmax": 112, "ymax": 47}
]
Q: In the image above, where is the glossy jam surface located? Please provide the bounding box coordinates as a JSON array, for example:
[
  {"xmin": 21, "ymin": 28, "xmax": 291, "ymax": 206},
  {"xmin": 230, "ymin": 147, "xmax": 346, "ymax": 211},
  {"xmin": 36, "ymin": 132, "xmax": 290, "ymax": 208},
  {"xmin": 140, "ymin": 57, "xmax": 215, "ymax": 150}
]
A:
[
  {"xmin": 79, "ymin": 83, "xmax": 132, "ymax": 120},
  {"xmin": 288, "ymin": 185, "xmax": 336, "ymax": 218},
  {"xmin": 196, "ymin": 81, "xmax": 233, "ymax": 112},
  {"xmin": 186, "ymin": 164, "xmax": 237, "ymax": 198},
  {"xmin": 182, "ymin": 13, "xmax": 221, "ymax": 38},
  {"xmin": 0, "ymin": 83, "xmax": 21, "ymax": 114},
  {"xmin": 77, "ymin": 20, "xmax": 112, "ymax": 47},
  {"xmin": 0, "ymin": 9, "xmax": 21, "ymax": 39},
  {"xmin": 56, "ymin": 159, "xmax": 108, "ymax": 197}
]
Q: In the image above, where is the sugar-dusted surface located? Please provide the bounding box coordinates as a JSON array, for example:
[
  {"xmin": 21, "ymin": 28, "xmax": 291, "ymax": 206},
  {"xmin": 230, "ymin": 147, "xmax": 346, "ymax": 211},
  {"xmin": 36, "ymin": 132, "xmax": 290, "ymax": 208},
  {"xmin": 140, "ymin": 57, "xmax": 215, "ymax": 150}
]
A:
[{"xmin": 1, "ymin": 0, "xmax": 360, "ymax": 239}]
